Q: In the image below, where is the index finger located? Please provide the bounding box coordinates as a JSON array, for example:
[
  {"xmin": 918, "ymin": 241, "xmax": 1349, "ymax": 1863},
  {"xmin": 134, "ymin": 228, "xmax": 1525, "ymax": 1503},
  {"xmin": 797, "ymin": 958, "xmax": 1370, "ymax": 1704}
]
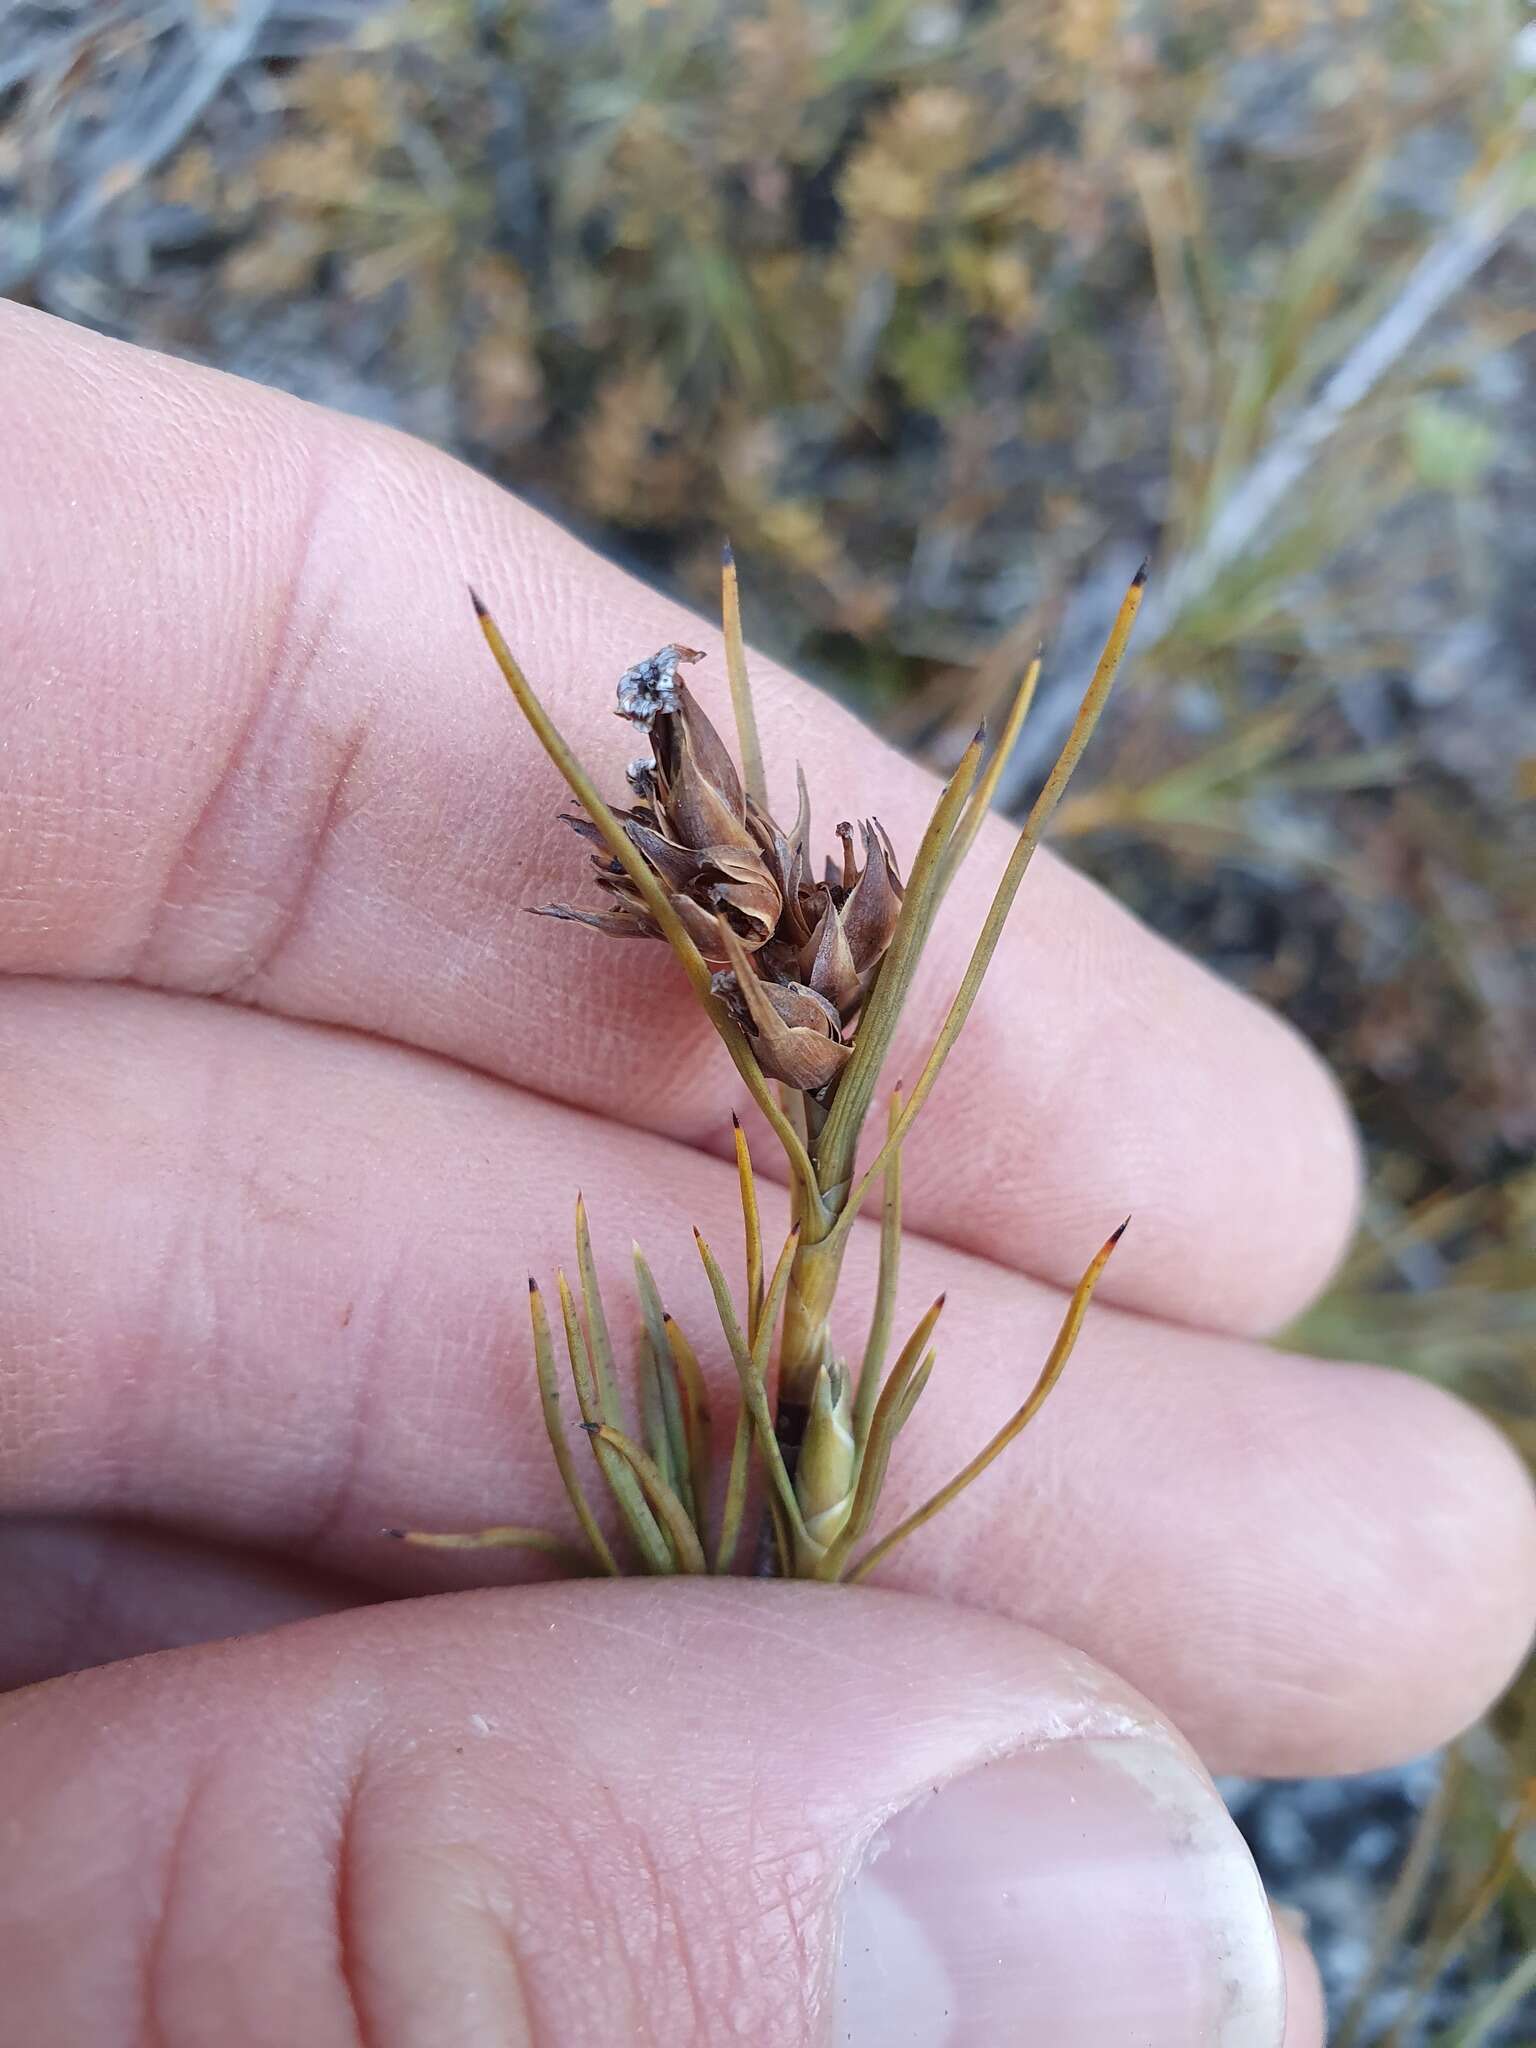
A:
[{"xmin": 0, "ymin": 302, "xmax": 1357, "ymax": 1333}]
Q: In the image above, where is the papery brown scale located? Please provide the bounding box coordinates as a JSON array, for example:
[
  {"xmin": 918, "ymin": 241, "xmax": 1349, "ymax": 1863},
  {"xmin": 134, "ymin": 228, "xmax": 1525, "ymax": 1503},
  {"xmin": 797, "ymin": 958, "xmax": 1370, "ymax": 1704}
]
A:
[
  {"xmin": 663, "ymin": 745, "xmax": 754, "ymax": 853},
  {"xmin": 872, "ymin": 819, "xmax": 904, "ymax": 891},
  {"xmin": 758, "ymin": 1024, "xmax": 852, "ymax": 1093},
  {"xmin": 534, "ymin": 901, "xmax": 655, "ymax": 938},
  {"xmin": 714, "ymin": 929, "xmax": 853, "ymax": 1092},
  {"xmin": 806, "ymin": 898, "xmax": 861, "ymax": 1020},
  {"xmin": 624, "ymin": 817, "xmax": 709, "ymax": 894},
  {"xmin": 592, "ymin": 869, "xmax": 641, "ymax": 904},
  {"xmin": 697, "ymin": 846, "xmax": 781, "ymax": 945},
  {"xmin": 672, "ymin": 683, "xmax": 746, "ymax": 819},
  {"xmin": 669, "ymin": 892, "xmax": 730, "ymax": 958},
  {"xmin": 784, "ymin": 765, "xmax": 814, "ymax": 907},
  {"xmin": 752, "ymin": 936, "xmax": 810, "ymax": 989},
  {"xmin": 760, "ymin": 978, "xmax": 845, "ymax": 1038},
  {"xmin": 654, "ymin": 686, "xmax": 756, "ymax": 853},
  {"xmin": 744, "ymin": 797, "xmax": 793, "ymax": 898},
  {"xmin": 840, "ymin": 818, "xmax": 904, "ymax": 972}
]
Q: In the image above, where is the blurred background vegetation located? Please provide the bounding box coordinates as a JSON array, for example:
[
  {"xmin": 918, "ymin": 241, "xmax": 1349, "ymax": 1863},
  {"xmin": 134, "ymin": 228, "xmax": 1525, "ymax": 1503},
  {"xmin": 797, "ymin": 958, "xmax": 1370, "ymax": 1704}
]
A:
[{"xmin": 3, "ymin": 0, "xmax": 1532, "ymax": 2036}]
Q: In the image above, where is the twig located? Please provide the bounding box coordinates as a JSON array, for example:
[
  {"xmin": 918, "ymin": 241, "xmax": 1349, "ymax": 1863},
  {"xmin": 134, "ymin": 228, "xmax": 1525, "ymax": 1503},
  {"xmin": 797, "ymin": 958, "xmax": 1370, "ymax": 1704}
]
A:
[
  {"xmin": 0, "ymin": 2, "xmax": 273, "ymax": 292},
  {"xmin": 1139, "ymin": 159, "xmax": 1528, "ymax": 644}
]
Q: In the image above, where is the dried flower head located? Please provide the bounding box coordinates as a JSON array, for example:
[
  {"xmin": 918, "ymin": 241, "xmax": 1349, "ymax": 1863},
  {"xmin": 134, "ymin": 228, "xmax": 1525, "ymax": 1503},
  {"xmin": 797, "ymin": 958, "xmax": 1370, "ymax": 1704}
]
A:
[
  {"xmin": 538, "ymin": 641, "xmax": 904, "ymax": 1092},
  {"xmin": 392, "ymin": 553, "xmax": 1146, "ymax": 1581}
]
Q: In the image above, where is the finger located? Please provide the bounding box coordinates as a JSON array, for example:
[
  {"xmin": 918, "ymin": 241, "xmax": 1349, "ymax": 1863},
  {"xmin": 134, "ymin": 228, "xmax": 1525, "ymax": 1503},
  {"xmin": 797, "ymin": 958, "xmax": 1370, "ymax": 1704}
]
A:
[
  {"xmin": 3, "ymin": 980, "xmax": 1530, "ymax": 1775},
  {"xmin": 1, "ymin": 1581, "xmax": 1289, "ymax": 2047},
  {"xmin": 0, "ymin": 1517, "xmax": 367, "ymax": 1691},
  {"xmin": 1276, "ymin": 1915, "xmax": 1327, "ymax": 2048},
  {"xmin": 0, "ymin": 301, "xmax": 1357, "ymax": 1335}
]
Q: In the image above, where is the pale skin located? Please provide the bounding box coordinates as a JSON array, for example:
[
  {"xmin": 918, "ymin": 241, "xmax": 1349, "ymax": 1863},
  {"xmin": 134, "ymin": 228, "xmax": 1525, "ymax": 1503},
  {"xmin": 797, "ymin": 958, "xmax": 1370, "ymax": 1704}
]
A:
[{"xmin": 0, "ymin": 302, "xmax": 1532, "ymax": 2045}]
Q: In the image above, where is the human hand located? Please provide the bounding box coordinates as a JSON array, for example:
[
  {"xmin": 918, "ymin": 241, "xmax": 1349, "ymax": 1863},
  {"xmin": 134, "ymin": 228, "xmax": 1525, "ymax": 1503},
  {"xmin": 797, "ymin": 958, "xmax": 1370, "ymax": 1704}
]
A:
[{"xmin": 2, "ymin": 303, "xmax": 1531, "ymax": 2045}]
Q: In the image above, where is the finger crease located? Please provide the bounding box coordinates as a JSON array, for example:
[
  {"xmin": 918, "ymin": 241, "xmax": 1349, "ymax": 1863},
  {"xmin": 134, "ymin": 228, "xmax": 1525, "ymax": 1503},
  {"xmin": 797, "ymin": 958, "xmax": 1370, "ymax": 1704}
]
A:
[
  {"xmin": 129, "ymin": 435, "xmax": 369, "ymax": 998},
  {"xmin": 139, "ymin": 1762, "xmax": 210, "ymax": 2048},
  {"xmin": 333, "ymin": 1755, "xmax": 382, "ymax": 2048}
]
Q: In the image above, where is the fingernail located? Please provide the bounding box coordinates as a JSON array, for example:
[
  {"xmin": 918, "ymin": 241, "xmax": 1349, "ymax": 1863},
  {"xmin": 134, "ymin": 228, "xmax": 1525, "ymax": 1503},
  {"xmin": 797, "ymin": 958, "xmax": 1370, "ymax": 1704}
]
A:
[{"xmin": 838, "ymin": 1737, "xmax": 1285, "ymax": 2047}]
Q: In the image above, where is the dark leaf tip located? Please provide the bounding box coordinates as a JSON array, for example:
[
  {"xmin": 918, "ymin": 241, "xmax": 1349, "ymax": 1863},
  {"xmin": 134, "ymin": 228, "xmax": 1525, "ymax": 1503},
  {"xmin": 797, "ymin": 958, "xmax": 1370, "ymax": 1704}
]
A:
[
  {"xmin": 1109, "ymin": 1216, "xmax": 1131, "ymax": 1244},
  {"xmin": 579, "ymin": 1420, "xmax": 601, "ymax": 1436},
  {"xmin": 381, "ymin": 1527, "xmax": 406, "ymax": 1540},
  {"xmin": 1131, "ymin": 559, "xmax": 1149, "ymax": 588},
  {"xmin": 527, "ymin": 1275, "xmax": 538, "ymax": 1294},
  {"xmin": 731, "ymin": 1109, "xmax": 742, "ymax": 1129},
  {"xmin": 468, "ymin": 585, "xmax": 488, "ymax": 617},
  {"xmin": 722, "ymin": 536, "xmax": 735, "ymax": 565}
]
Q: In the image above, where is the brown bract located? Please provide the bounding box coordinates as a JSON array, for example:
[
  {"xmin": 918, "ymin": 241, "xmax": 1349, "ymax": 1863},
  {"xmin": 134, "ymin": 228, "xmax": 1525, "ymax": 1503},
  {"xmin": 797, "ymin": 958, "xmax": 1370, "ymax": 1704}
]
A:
[{"xmin": 538, "ymin": 649, "xmax": 904, "ymax": 1092}]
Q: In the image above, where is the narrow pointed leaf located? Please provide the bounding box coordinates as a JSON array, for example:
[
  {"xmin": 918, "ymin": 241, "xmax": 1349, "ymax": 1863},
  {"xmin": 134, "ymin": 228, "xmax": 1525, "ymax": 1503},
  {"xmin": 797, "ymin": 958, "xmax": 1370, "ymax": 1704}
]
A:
[
  {"xmin": 721, "ymin": 541, "xmax": 768, "ymax": 814},
  {"xmin": 712, "ymin": 1218, "xmax": 801, "ymax": 1574},
  {"xmin": 714, "ymin": 1403, "xmax": 755, "ymax": 1577},
  {"xmin": 845, "ymin": 1222, "xmax": 1128, "ymax": 1584},
  {"xmin": 852, "ymin": 1086, "xmax": 904, "ymax": 1452},
  {"xmin": 583, "ymin": 1425, "xmax": 708, "ymax": 1574},
  {"xmin": 558, "ymin": 1267, "xmax": 674, "ymax": 1574},
  {"xmin": 815, "ymin": 725, "xmax": 986, "ymax": 1193},
  {"xmin": 664, "ymin": 1312, "xmax": 714, "ymax": 1530},
  {"xmin": 768, "ymin": 1493, "xmax": 794, "ymax": 1578},
  {"xmin": 934, "ymin": 653, "xmax": 1042, "ymax": 900},
  {"xmin": 892, "ymin": 1349, "xmax": 935, "ymax": 1433},
  {"xmin": 638, "ymin": 1334, "xmax": 672, "ymax": 1486},
  {"xmin": 574, "ymin": 1195, "xmax": 627, "ymax": 1429},
  {"xmin": 384, "ymin": 1525, "xmax": 589, "ymax": 1571},
  {"xmin": 632, "ymin": 1246, "xmax": 694, "ymax": 1523},
  {"xmin": 528, "ymin": 1278, "xmax": 619, "ymax": 1575},
  {"xmin": 696, "ymin": 1224, "xmax": 807, "ymax": 1553},
  {"xmin": 830, "ymin": 568, "xmax": 1146, "ymax": 1242},
  {"xmin": 732, "ymin": 1112, "xmax": 765, "ymax": 1344},
  {"xmin": 820, "ymin": 1293, "xmax": 946, "ymax": 1579}
]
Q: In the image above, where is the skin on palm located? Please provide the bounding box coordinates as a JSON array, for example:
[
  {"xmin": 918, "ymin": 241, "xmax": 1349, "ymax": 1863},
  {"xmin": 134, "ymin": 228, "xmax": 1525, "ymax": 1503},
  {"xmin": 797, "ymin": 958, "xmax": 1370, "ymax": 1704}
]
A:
[{"xmin": 0, "ymin": 304, "xmax": 1533, "ymax": 2043}]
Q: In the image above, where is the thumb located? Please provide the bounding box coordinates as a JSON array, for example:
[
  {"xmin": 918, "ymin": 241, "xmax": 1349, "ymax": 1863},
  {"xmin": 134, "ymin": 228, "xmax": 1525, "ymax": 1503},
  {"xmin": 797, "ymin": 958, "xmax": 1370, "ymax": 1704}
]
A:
[{"xmin": 2, "ymin": 1581, "xmax": 1293, "ymax": 2047}]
